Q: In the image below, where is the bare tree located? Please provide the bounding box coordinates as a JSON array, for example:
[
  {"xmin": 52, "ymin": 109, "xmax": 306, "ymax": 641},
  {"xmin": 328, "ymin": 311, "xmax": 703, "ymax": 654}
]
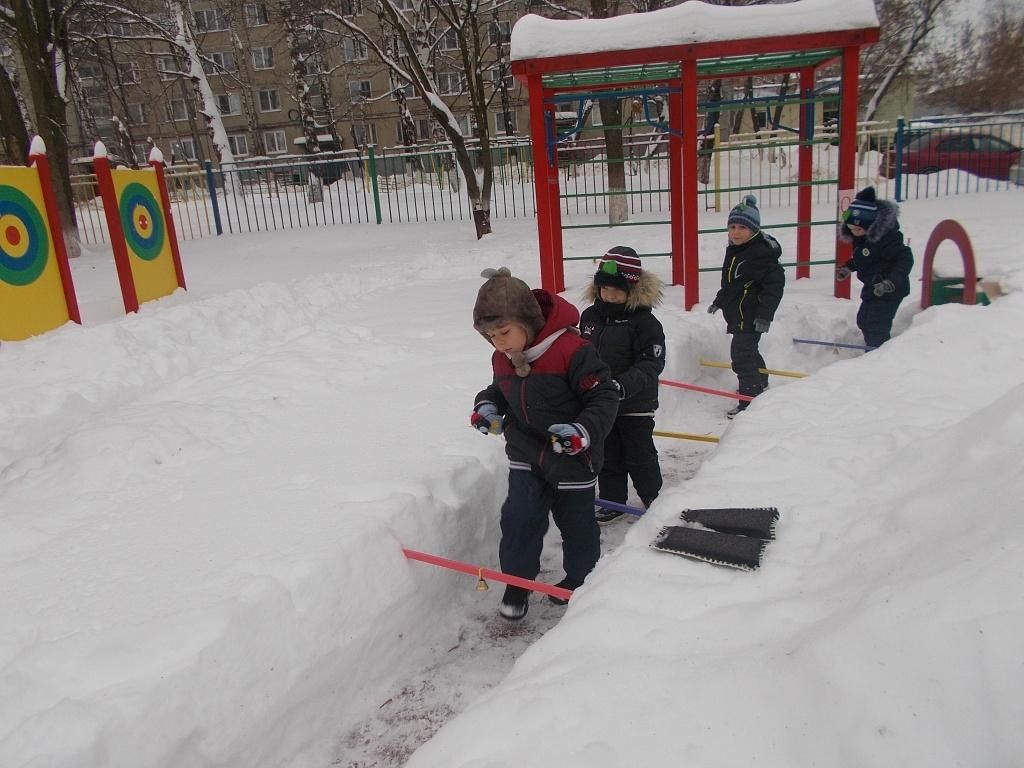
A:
[
  {"xmin": 323, "ymin": 0, "xmax": 508, "ymax": 238},
  {"xmin": 860, "ymin": 0, "xmax": 950, "ymax": 121},
  {"xmin": 921, "ymin": 2, "xmax": 1024, "ymax": 113},
  {"xmin": 0, "ymin": 35, "xmax": 31, "ymax": 164},
  {"xmin": 2, "ymin": 0, "xmax": 82, "ymax": 255}
]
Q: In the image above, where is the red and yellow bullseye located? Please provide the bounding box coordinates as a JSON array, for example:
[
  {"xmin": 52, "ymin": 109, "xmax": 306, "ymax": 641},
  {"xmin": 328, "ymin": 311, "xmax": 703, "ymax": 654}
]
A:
[{"xmin": 1, "ymin": 214, "xmax": 30, "ymax": 259}]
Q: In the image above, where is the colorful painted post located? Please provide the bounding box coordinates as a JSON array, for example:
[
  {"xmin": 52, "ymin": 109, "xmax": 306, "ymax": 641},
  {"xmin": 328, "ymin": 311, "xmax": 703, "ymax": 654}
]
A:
[
  {"xmin": 150, "ymin": 148, "xmax": 187, "ymax": 291},
  {"xmin": 660, "ymin": 377, "xmax": 756, "ymax": 402},
  {"xmin": 402, "ymin": 548, "xmax": 573, "ymax": 602},
  {"xmin": 0, "ymin": 136, "xmax": 81, "ymax": 341},
  {"xmin": 796, "ymin": 67, "xmax": 815, "ymax": 280},
  {"xmin": 93, "ymin": 141, "xmax": 186, "ymax": 314}
]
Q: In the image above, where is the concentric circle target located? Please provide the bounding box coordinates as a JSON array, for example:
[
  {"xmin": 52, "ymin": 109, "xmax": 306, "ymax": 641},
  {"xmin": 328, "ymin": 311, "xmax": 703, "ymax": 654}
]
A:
[
  {"xmin": 0, "ymin": 184, "xmax": 50, "ymax": 287},
  {"xmin": 118, "ymin": 182, "xmax": 165, "ymax": 261}
]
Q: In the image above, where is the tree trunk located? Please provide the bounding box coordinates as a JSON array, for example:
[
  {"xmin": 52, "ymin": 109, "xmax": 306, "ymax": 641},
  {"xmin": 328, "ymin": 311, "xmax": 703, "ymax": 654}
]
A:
[
  {"xmin": 0, "ymin": 61, "xmax": 29, "ymax": 165},
  {"xmin": 599, "ymin": 98, "xmax": 629, "ymax": 225},
  {"xmin": 11, "ymin": 0, "xmax": 80, "ymax": 257}
]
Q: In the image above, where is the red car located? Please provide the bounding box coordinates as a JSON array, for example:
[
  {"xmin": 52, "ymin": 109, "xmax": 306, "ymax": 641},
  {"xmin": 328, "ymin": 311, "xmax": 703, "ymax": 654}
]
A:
[{"xmin": 881, "ymin": 131, "xmax": 1021, "ymax": 180}]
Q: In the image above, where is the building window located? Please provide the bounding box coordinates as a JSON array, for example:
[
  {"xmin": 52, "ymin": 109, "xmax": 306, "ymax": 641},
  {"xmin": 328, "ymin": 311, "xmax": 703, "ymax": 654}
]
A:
[
  {"xmin": 436, "ymin": 70, "xmax": 465, "ymax": 96},
  {"xmin": 156, "ymin": 56, "xmax": 182, "ymax": 81},
  {"xmin": 393, "ymin": 0, "xmax": 413, "ymax": 9},
  {"xmin": 118, "ymin": 62, "xmax": 139, "ymax": 85},
  {"xmin": 489, "ymin": 21, "xmax": 511, "ymax": 46},
  {"xmin": 263, "ymin": 129, "xmax": 287, "ymax": 154},
  {"xmin": 134, "ymin": 142, "xmax": 150, "ymax": 164},
  {"xmin": 257, "ymin": 89, "xmax": 280, "ymax": 112},
  {"xmin": 490, "ymin": 66, "xmax": 513, "ymax": 90},
  {"xmin": 455, "ymin": 114, "xmax": 473, "ymax": 137},
  {"xmin": 251, "ymin": 46, "xmax": 274, "ymax": 70},
  {"xmin": 165, "ymin": 99, "xmax": 189, "ymax": 122},
  {"xmin": 342, "ymin": 37, "xmax": 368, "ymax": 63},
  {"xmin": 340, "ymin": 0, "xmax": 362, "ymax": 16},
  {"xmin": 351, "ymin": 122, "xmax": 377, "ymax": 146},
  {"xmin": 205, "ymin": 50, "xmax": 236, "ymax": 74},
  {"xmin": 494, "ymin": 110, "xmax": 517, "ymax": 134},
  {"xmin": 348, "ymin": 80, "xmax": 371, "ymax": 103},
  {"xmin": 194, "ymin": 8, "xmax": 229, "ymax": 32},
  {"xmin": 228, "ymin": 133, "xmax": 249, "ymax": 157},
  {"xmin": 125, "ymin": 102, "xmax": 147, "ymax": 125},
  {"xmin": 416, "ymin": 117, "xmax": 433, "ymax": 140},
  {"xmin": 394, "ymin": 120, "xmax": 417, "ymax": 143},
  {"xmin": 173, "ymin": 138, "xmax": 198, "ymax": 161},
  {"xmin": 216, "ymin": 93, "xmax": 242, "ymax": 116},
  {"xmin": 389, "ymin": 76, "xmax": 415, "ymax": 100},
  {"xmin": 438, "ymin": 28, "xmax": 459, "ymax": 52},
  {"xmin": 244, "ymin": 2, "xmax": 268, "ymax": 26}
]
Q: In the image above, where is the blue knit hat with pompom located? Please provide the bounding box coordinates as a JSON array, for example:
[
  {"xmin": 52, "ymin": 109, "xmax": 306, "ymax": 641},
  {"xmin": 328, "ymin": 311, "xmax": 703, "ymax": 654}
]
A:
[
  {"xmin": 844, "ymin": 186, "xmax": 878, "ymax": 229},
  {"xmin": 727, "ymin": 194, "xmax": 761, "ymax": 233}
]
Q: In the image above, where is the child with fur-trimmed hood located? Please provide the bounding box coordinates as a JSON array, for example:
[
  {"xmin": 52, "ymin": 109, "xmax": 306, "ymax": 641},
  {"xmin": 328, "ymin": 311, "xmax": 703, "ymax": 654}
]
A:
[
  {"xmin": 579, "ymin": 246, "xmax": 666, "ymax": 525},
  {"xmin": 836, "ymin": 186, "xmax": 914, "ymax": 348},
  {"xmin": 471, "ymin": 268, "xmax": 619, "ymax": 621}
]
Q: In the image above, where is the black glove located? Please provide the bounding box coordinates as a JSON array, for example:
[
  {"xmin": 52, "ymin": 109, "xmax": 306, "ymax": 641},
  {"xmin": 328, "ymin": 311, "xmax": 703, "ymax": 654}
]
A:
[
  {"xmin": 873, "ymin": 279, "xmax": 895, "ymax": 297},
  {"xmin": 707, "ymin": 302, "xmax": 720, "ymax": 315},
  {"xmin": 836, "ymin": 265, "xmax": 852, "ymax": 281},
  {"xmin": 470, "ymin": 403, "xmax": 503, "ymax": 435},
  {"xmin": 753, "ymin": 317, "xmax": 771, "ymax": 334},
  {"xmin": 612, "ymin": 379, "xmax": 625, "ymax": 400}
]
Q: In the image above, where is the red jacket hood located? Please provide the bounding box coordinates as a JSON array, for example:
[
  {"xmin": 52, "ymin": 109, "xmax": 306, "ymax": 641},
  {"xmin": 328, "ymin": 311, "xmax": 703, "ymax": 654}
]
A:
[{"xmin": 532, "ymin": 289, "xmax": 579, "ymax": 345}]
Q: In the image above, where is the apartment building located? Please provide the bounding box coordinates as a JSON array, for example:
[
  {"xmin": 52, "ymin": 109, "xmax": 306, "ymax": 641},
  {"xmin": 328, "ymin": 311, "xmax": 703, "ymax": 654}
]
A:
[{"xmin": 63, "ymin": 0, "xmax": 545, "ymax": 168}]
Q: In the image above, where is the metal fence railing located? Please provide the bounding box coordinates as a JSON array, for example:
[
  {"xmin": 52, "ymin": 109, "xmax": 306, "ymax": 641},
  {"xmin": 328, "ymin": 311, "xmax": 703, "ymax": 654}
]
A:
[{"xmin": 70, "ymin": 113, "xmax": 1022, "ymax": 245}]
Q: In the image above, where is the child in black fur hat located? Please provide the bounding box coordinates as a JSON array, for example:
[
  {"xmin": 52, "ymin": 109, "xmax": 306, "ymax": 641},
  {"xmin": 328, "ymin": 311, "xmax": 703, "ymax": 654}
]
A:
[
  {"xmin": 708, "ymin": 195, "xmax": 785, "ymax": 418},
  {"xmin": 472, "ymin": 267, "xmax": 618, "ymax": 620},
  {"xmin": 836, "ymin": 186, "xmax": 914, "ymax": 348},
  {"xmin": 579, "ymin": 246, "xmax": 666, "ymax": 525}
]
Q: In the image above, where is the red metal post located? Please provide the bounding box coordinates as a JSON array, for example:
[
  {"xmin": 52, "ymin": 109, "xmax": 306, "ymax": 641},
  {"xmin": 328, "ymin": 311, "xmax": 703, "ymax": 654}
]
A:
[
  {"xmin": 93, "ymin": 154, "xmax": 139, "ymax": 313},
  {"xmin": 150, "ymin": 159, "xmax": 187, "ymax": 290},
  {"xmin": 29, "ymin": 150, "xmax": 81, "ymax": 324},
  {"xmin": 527, "ymin": 76, "xmax": 557, "ymax": 292},
  {"xmin": 796, "ymin": 66, "xmax": 815, "ymax": 280},
  {"xmin": 834, "ymin": 46, "xmax": 859, "ymax": 300},
  {"xmin": 668, "ymin": 82, "xmax": 685, "ymax": 289},
  {"xmin": 681, "ymin": 59, "xmax": 700, "ymax": 310}
]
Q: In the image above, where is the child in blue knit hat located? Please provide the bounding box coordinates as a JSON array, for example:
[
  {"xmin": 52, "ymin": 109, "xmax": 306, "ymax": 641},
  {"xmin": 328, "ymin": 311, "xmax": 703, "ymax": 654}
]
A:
[
  {"xmin": 836, "ymin": 187, "xmax": 914, "ymax": 348},
  {"xmin": 708, "ymin": 195, "xmax": 786, "ymax": 418}
]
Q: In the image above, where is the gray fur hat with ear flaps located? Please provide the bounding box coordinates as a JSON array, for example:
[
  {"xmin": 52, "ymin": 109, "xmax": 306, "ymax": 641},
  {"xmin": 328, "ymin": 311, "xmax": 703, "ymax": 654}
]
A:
[{"xmin": 473, "ymin": 267, "xmax": 546, "ymax": 376}]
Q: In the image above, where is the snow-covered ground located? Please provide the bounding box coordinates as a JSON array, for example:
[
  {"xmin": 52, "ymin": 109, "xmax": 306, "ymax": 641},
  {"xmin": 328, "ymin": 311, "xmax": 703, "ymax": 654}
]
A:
[{"xmin": 2, "ymin": 186, "xmax": 1023, "ymax": 767}]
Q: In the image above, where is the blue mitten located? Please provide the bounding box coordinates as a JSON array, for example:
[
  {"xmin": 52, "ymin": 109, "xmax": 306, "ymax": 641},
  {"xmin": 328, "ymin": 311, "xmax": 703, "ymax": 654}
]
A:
[
  {"xmin": 548, "ymin": 423, "xmax": 589, "ymax": 455},
  {"xmin": 753, "ymin": 317, "xmax": 771, "ymax": 334},
  {"xmin": 836, "ymin": 265, "xmax": 852, "ymax": 281},
  {"xmin": 471, "ymin": 403, "xmax": 503, "ymax": 435}
]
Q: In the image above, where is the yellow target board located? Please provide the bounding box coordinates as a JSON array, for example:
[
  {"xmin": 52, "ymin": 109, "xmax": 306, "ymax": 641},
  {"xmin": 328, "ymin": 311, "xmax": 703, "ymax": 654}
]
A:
[
  {"xmin": 109, "ymin": 168, "xmax": 182, "ymax": 306},
  {"xmin": 0, "ymin": 164, "xmax": 80, "ymax": 341}
]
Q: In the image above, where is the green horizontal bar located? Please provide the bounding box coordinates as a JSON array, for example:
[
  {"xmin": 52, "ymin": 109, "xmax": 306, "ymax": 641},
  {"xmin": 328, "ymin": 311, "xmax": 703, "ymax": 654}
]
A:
[
  {"xmin": 565, "ymin": 251, "xmax": 671, "ymax": 261},
  {"xmin": 564, "ymin": 220, "xmax": 671, "ymax": 230},
  {"xmin": 562, "ymin": 188, "xmax": 671, "ymax": 199},
  {"xmin": 699, "ymin": 179, "xmax": 836, "ymax": 195},
  {"xmin": 698, "ymin": 219, "xmax": 837, "ymax": 235},
  {"xmin": 698, "ymin": 257, "xmax": 835, "ymax": 273}
]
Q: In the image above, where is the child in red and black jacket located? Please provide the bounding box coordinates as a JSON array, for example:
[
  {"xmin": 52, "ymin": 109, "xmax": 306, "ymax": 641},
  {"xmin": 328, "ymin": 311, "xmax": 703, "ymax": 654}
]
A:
[
  {"xmin": 471, "ymin": 267, "xmax": 619, "ymax": 621},
  {"xmin": 579, "ymin": 246, "xmax": 666, "ymax": 525}
]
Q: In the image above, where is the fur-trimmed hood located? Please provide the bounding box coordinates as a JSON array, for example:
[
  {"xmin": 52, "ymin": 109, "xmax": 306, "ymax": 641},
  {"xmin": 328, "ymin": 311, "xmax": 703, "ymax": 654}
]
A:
[
  {"xmin": 839, "ymin": 199, "xmax": 901, "ymax": 244},
  {"xmin": 583, "ymin": 269, "xmax": 664, "ymax": 311}
]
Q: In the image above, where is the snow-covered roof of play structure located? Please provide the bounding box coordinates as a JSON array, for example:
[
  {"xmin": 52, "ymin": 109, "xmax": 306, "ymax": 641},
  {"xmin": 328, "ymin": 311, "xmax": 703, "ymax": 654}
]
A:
[{"xmin": 510, "ymin": 0, "xmax": 879, "ymax": 61}]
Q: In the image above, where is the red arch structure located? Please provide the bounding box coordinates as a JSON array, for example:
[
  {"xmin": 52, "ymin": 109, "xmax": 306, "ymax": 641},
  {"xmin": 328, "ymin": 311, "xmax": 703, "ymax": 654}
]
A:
[
  {"xmin": 510, "ymin": 2, "xmax": 880, "ymax": 309},
  {"xmin": 920, "ymin": 219, "xmax": 977, "ymax": 309}
]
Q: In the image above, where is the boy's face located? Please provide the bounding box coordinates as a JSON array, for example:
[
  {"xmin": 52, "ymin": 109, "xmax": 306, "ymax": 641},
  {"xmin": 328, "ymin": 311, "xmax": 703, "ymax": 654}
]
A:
[
  {"xmin": 846, "ymin": 223, "xmax": 867, "ymax": 237},
  {"xmin": 599, "ymin": 285, "xmax": 629, "ymax": 305},
  {"xmin": 486, "ymin": 323, "xmax": 529, "ymax": 355},
  {"xmin": 728, "ymin": 224, "xmax": 754, "ymax": 245}
]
